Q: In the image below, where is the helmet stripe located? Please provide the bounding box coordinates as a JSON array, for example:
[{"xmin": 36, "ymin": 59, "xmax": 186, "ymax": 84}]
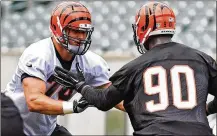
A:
[
  {"xmin": 138, "ymin": 8, "xmax": 142, "ymax": 18},
  {"xmin": 144, "ymin": 6, "xmax": 149, "ymax": 30},
  {"xmin": 59, "ymin": 5, "xmax": 74, "ymax": 19},
  {"xmin": 153, "ymin": 15, "xmax": 156, "ymax": 30},
  {"xmin": 155, "ymin": 14, "xmax": 175, "ymax": 18},
  {"xmin": 152, "ymin": 3, "xmax": 158, "ymax": 31},
  {"xmin": 63, "ymin": 11, "xmax": 90, "ymax": 24},
  {"xmin": 67, "ymin": 17, "xmax": 91, "ymax": 25},
  {"xmin": 160, "ymin": 4, "xmax": 170, "ymax": 11},
  {"xmin": 59, "ymin": 4, "xmax": 87, "ymax": 18},
  {"xmin": 153, "ymin": 3, "xmax": 158, "ymax": 14}
]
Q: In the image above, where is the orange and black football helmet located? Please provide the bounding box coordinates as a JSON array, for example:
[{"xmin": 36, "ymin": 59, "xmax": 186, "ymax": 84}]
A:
[
  {"xmin": 50, "ymin": 1, "xmax": 94, "ymax": 55},
  {"xmin": 132, "ymin": 2, "xmax": 176, "ymax": 54}
]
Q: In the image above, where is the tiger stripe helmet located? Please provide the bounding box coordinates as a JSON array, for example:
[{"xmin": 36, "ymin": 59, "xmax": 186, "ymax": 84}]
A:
[
  {"xmin": 50, "ymin": 1, "xmax": 94, "ymax": 55},
  {"xmin": 132, "ymin": 2, "xmax": 176, "ymax": 54}
]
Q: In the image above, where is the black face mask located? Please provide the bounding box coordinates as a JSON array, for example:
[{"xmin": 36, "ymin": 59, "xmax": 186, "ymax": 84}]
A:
[
  {"xmin": 60, "ymin": 26, "xmax": 94, "ymax": 55},
  {"xmin": 132, "ymin": 24, "xmax": 148, "ymax": 54}
]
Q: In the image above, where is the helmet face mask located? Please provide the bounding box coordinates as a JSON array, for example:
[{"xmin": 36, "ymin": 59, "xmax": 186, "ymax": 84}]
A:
[
  {"xmin": 50, "ymin": 2, "xmax": 94, "ymax": 55},
  {"xmin": 132, "ymin": 2, "xmax": 176, "ymax": 54},
  {"xmin": 132, "ymin": 24, "xmax": 148, "ymax": 54},
  {"xmin": 61, "ymin": 25, "xmax": 94, "ymax": 55}
]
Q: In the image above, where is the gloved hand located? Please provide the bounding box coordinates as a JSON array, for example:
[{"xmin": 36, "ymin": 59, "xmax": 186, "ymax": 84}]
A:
[
  {"xmin": 63, "ymin": 93, "xmax": 93, "ymax": 114},
  {"xmin": 73, "ymin": 96, "xmax": 93, "ymax": 113},
  {"xmin": 53, "ymin": 63, "xmax": 86, "ymax": 92}
]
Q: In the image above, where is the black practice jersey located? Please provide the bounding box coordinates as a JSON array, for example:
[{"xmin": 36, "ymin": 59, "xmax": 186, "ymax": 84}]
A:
[{"xmin": 110, "ymin": 42, "xmax": 217, "ymax": 135}]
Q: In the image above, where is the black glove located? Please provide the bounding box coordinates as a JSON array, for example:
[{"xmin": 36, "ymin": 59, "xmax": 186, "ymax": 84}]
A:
[
  {"xmin": 73, "ymin": 96, "xmax": 93, "ymax": 113},
  {"xmin": 53, "ymin": 63, "xmax": 86, "ymax": 92}
]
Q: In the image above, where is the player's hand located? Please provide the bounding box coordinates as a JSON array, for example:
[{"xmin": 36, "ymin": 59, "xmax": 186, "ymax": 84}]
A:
[
  {"xmin": 73, "ymin": 96, "xmax": 93, "ymax": 113},
  {"xmin": 53, "ymin": 63, "xmax": 86, "ymax": 92},
  {"xmin": 62, "ymin": 93, "xmax": 93, "ymax": 114}
]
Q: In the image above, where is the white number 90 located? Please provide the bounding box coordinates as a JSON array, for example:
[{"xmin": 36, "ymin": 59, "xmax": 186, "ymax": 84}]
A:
[{"xmin": 143, "ymin": 65, "xmax": 197, "ymax": 112}]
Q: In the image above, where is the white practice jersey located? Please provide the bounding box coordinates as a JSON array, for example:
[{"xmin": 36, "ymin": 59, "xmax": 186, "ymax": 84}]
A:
[{"xmin": 4, "ymin": 37, "xmax": 110, "ymax": 135}]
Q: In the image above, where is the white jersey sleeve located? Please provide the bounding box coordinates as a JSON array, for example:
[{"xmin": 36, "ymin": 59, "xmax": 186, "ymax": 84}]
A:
[
  {"xmin": 81, "ymin": 51, "xmax": 110, "ymax": 87},
  {"xmin": 18, "ymin": 43, "xmax": 49, "ymax": 81},
  {"xmin": 90, "ymin": 57, "xmax": 110, "ymax": 87},
  {"xmin": 18, "ymin": 52, "xmax": 49, "ymax": 81}
]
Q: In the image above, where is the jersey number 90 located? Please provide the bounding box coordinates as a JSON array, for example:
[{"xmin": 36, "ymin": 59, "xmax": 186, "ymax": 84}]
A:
[{"xmin": 143, "ymin": 65, "xmax": 197, "ymax": 112}]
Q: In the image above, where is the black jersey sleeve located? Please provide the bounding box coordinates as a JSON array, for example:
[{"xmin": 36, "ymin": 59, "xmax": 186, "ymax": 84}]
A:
[
  {"xmin": 209, "ymin": 74, "xmax": 217, "ymax": 97},
  {"xmin": 197, "ymin": 51, "xmax": 217, "ymax": 96},
  {"xmin": 200, "ymin": 54, "xmax": 217, "ymax": 115},
  {"xmin": 109, "ymin": 64, "xmax": 136, "ymax": 96},
  {"xmin": 80, "ymin": 85, "xmax": 123, "ymax": 111},
  {"xmin": 207, "ymin": 57, "xmax": 217, "ymax": 97},
  {"xmin": 207, "ymin": 59, "xmax": 217, "ymax": 115}
]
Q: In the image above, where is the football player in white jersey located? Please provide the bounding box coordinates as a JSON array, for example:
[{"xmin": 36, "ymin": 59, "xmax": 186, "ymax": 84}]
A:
[{"xmin": 3, "ymin": 1, "xmax": 124, "ymax": 136}]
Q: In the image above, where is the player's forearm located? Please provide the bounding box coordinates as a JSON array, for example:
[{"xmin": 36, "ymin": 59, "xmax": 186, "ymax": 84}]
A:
[
  {"xmin": 22, "ymin": 77, "xmax": 64, "ymax": 115},
  {"xmin": 96, "ymin": 82, "xmax": 125, "ymax": 112},
  {"xmin": 80, "ymin": 84, "xmax": 123, "ymax": 111},
  {"xmin": 207, "ymin": 97, "xmax": 217, "ymax": 115},
  {"xmin": 26, "ymin": 93, "xmax": 64, "ymax": 115}
]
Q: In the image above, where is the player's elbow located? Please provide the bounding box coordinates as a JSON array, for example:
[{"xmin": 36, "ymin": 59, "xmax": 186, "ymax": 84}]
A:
[
  {"xmin": 25, "ymin": 95, "xmax": 42, "ymax": 112},
  {"xmin": 26, "ymin": 100, "xmax": 42, "ymax": 112},
  {"xmin": 95, "ymin": 98, "xmax": 119, "ymax": 111},
  {"xmin": 26, "ymin": 101, "xmax": 38, "ymax": 112}
]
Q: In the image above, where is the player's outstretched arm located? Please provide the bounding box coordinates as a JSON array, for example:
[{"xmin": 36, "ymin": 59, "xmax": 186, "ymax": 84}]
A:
[
  {"xmin": 22, "ymin": 77, "xmax": 89, "ymax": 115},
  {"xmin": 54, "ymin": 66, "xmax": 124, "ymax": 111},
  {"xmin": 96, "ymin": 82, "xmax": 125, "ymax": 112},
  {"xmin": 22, "ymin": 77, "xmax": 64, "ymax": 115},
  {"xmin": 80, "ymin": 85, "xmax": 124, "ymax": 111}
]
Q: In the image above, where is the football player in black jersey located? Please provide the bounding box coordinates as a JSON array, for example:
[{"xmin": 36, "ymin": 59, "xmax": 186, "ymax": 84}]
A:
[{"xmin": 54, "ymin": 1, "xmax": 217, "ymax": 135}]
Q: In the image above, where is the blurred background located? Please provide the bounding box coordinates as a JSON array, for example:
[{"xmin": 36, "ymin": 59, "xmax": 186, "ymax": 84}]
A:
[{"xmin": 1, "ymin": 0, "xmax": 216, "ymax": 135}]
